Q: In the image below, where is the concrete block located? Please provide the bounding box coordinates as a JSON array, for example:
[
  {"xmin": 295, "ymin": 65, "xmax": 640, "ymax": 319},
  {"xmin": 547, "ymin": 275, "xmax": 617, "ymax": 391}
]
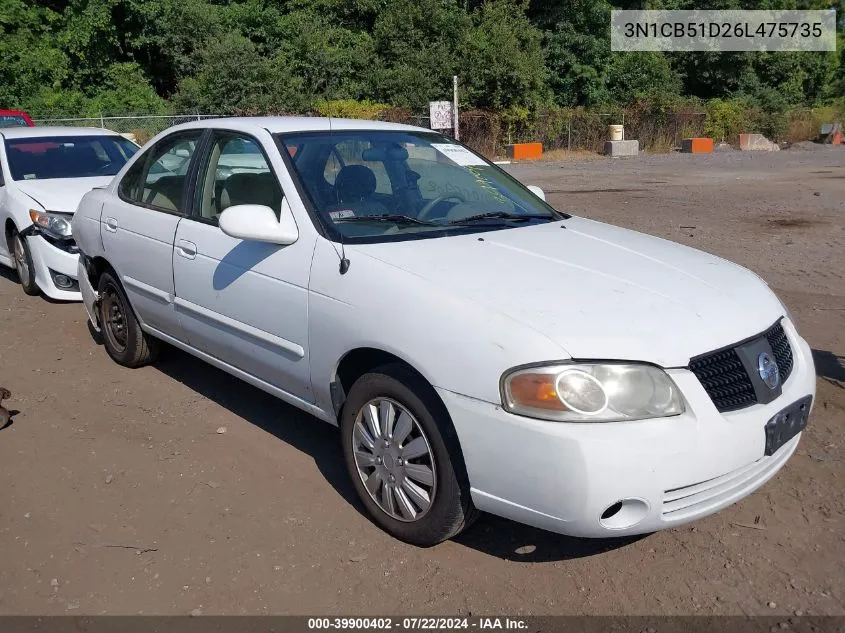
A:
[
  {"xmin": 506, "ymin": 142, "xmax": 543, "ymax": 160},
  {"xmin": 604, "ymin": 139, "xmax": 639, "ymax": 157},
  {"xmin": 681, "ymin": 138, "xmax": 714, "ymax": 153},
  {"xmin": 820, "ymin": 122, "xmax": 842, "ymax": 144},
  {"xmin": 739, "ymin": 133, "xmax": 780, "ymax": 152}
]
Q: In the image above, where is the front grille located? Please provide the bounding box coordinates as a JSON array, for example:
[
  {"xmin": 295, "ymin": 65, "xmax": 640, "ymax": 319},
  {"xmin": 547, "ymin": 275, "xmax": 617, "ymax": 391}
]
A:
[
  {"xmin": 689, "ymin": 348, "xmax": 756, "ymax": 412},
  {"xmin": 689, "ymin": 320, "xmax": 794, "ymax": 413},
  {"xmin": 765, "ymin": 321, "xmax": 794, "ymax": 383}
]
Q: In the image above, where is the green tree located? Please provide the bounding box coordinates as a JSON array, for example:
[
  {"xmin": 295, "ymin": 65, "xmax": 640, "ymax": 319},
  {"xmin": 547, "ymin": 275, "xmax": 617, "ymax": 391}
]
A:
[
  {"xmin": 461, "ymin": 0, "xmax": 547, "ymax": 109},
  {"xmin": 274, "ymin": 10, "xmax": 376, "ymax": 102},
  {"xmin": 532, "ymin": 0, "xmax": 613, "ymax": 106},
  {"xmin": 172, "ymin": 33, "xmax": 306, "ymax": 113},
  {"xmin": 0, "ymin": 0, "xmax": 69, "ymax": 109},
  {"xmin": 606, "ymin": 52, "xmax": 682, "ymax": 103},
  {"xmin": 369, "ymin": 0, "xmax": 471, "ymax": 107},
  {"xmin": 91, "ymin": 62, "xmax": 169, "ymax": 115}
]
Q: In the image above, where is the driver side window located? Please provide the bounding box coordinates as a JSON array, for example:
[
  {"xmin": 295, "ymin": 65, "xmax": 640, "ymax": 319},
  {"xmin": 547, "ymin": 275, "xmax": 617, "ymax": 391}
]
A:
[{"xmin": 194, "ymin": 132, "xmax": 282, "ymax": 225}]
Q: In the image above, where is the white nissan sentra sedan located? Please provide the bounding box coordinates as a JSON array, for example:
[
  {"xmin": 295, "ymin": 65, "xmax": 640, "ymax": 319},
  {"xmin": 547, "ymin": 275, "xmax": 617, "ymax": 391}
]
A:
[
  {"xmin": 0, "ymin": 127, "xmax": 138, "ymax": 299},
  {"xmin": 71, "ymin": 117, "xmax": 816, "ymax": 546}
]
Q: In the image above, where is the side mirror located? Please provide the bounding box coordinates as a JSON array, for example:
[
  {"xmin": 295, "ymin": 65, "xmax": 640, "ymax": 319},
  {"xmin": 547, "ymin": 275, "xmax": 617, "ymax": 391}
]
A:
[
  {"xmin": 526, "ymin": 185, "xmax": 545, "ymax": 201},
  {"xmin": 219, "ymin": 199, "xmax": 298, "ymax": 245}
]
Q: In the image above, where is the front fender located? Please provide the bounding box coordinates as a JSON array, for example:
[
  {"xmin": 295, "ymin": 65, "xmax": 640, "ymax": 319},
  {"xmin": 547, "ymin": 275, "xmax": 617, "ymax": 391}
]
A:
[{"xmin": 307, "ymin": 238, "xmax": 570, "ymax": 418}]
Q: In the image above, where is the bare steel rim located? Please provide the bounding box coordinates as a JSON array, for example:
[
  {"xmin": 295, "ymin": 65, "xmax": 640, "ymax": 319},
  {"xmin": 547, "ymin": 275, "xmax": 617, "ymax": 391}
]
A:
[
  {"xmin": 101, "ymin": 282, "xmax": 128, "ymax": 353},
  {"xmin": 13, "ymin": 235, "xmax": 31, "ymax": 287},
  {"xmin": 352, "ymin": 397, "xmax": 437, "ymax": 522}
]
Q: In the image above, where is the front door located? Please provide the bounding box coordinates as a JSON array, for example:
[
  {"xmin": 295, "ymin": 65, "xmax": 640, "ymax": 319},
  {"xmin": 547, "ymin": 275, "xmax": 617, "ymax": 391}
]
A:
[
  {"xmin": 172, "ymin": 129, "xmax": 314, "ymax": 401},
  {"xmin": 101, "ymin": 130, "xmax": 203, "ymax": 338}
]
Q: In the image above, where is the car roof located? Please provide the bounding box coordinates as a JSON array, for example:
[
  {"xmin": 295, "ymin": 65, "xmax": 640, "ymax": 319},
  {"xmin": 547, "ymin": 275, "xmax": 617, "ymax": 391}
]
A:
[
  {"xmin": 0, "ymin": 110, "xmax": 30, "ymax": 116},
  {"xmin": 172, "ymin": 116, "xmax": 432, "ymax": 135},
  {"xmin": 0, "ymin": 126, "xmax": 120, "ymax": 139}
]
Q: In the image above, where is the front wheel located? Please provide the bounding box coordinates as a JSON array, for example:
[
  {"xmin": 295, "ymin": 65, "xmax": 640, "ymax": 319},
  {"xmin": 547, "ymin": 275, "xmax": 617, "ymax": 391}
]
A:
[
  {"xmin": 341, "ymin": 364, "xmax": 478, "ymax": 546},
  {"xmin": 12, "ymin": 232, "xmax": 39, "ymax": 296},
  {"xmin": 98, "ymin": 271, "xmax": 160, "ymax": 368}
]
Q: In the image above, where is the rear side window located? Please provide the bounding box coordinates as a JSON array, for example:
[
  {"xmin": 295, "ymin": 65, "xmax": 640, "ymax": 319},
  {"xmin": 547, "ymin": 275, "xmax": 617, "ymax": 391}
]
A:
[{"xmin": 119, "ymin": 131, "xmax": 202, "ymax": 213}]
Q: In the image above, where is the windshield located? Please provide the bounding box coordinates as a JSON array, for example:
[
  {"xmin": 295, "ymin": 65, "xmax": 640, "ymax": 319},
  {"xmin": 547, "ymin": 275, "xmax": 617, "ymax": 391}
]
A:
[
  {"xmin": 5, "ymin": 135, "xmax": 139, "ymax": 181},
  {"xmin": 0, "ymin": 115, "xmax": 30, "ymax": 128},
  {"xmin": 278, "ymin": 130, "xmax": 564, "ymax": 243}
]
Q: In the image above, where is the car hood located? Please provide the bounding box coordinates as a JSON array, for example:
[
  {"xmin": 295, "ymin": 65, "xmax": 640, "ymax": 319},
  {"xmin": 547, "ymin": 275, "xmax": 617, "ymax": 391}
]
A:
[
  {"xmin": 14, "ymin": 177, "xmax": 113, "ymax": 213},
  {"xmin": 353, "ymin": 217, "xmax": 784, "ymax": 367}
]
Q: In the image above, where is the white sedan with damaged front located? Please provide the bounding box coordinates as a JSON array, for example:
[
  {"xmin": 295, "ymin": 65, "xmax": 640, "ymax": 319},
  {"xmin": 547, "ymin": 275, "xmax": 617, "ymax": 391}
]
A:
[
  {"xmin": 0, "ymin": 127, "xmax": 138, "ymax": 299},
  {"xmin": 71, "ymin": 117, "xmax": 816, "ymax": 546}
]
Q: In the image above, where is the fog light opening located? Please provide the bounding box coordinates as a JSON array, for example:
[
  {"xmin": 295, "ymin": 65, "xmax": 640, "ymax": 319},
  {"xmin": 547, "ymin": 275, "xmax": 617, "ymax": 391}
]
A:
[
  {"xmin": 601, "ymin": 502, "xmax": 623, "ymax": 520},
  {"xmin": 54, "ymin": 274, "xmax": 72, "ymax": 289},
  {"xmin": 599, "ymin": 498, "xmax": 649, "ymax": 530}
]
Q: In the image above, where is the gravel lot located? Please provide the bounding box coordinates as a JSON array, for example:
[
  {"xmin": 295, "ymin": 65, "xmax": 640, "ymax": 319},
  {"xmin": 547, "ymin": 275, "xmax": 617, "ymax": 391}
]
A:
[{"xmin": 0, "ymin": 147, "xmax": 843, "ymax": 616}]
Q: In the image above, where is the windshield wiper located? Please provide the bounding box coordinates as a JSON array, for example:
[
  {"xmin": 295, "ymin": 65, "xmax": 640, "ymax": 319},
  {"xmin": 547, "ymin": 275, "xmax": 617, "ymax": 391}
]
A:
[
  {"xmin": 448, "ymin": 212, "xmax": 555, "ymax": 225},
  {"xmin": 334, "ymin": 214, "xmax": 440, "ymax": 226}
]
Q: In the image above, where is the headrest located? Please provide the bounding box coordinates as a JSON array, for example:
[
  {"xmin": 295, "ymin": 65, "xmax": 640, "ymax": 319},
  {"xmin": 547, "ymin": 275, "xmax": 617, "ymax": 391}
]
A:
[{"xmin": 334, "ymin": 164, "xmax": 377, "ymax": 202}]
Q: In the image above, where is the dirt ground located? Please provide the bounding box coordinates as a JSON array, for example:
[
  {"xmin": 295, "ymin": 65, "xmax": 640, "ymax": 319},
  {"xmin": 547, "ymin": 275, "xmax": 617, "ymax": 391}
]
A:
[{"xmin": 0, "ymin": 147, "xmax": 843, "ymax": 617}]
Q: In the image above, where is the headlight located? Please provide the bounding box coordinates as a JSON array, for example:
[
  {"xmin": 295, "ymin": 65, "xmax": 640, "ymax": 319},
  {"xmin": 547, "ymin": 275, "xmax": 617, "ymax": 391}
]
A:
[
  {"xmin": 29, "ymin": 210, "xmax": 73, "ymax": 239},
  {"xmin": 501, "ymin": 363, "xmax": 685, "ymax": 422}
]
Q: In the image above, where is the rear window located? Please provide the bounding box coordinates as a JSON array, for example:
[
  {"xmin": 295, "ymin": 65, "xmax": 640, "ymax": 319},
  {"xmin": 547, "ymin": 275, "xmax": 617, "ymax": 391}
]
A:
[{"xmin": 0, "ymin": 115, "xmax": 30, "ymax": 128}]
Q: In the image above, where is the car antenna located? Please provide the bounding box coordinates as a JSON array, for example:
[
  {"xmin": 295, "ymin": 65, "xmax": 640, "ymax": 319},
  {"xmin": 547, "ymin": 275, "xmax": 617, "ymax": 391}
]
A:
[{"xmin": 328, "ymin": 103, "xmax": 350, "ymax": 275}]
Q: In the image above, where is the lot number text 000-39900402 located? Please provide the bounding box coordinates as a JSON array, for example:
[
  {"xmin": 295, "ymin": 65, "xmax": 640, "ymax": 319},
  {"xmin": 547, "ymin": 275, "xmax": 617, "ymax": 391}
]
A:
[{"xmin": 307, "ymin": 617, "xmax": 528, "ymax": 630}]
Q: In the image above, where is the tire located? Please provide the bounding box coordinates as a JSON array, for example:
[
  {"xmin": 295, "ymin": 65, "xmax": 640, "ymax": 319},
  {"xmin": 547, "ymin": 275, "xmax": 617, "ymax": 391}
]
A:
[
  {"xmin": 97, "ymin": 271, "xmax": 160, "ymax": 368},
  {"xmin": 12, "ymin": 232, "xmax": 39, "ymax": 296},
  {"xmin": 341, "ymin": 363, "xmax": 478, "ymax": 546}
]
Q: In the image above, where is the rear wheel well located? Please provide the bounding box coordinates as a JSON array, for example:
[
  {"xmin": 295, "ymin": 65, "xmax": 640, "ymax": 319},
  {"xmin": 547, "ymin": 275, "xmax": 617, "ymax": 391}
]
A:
[{"xmin": 85, "ymin": 256, "xmax": 115, "ymax": 289}]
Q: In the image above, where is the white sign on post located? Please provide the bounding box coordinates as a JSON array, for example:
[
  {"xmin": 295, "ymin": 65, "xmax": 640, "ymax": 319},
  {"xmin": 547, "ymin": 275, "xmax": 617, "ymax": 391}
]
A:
[{"xmin": 429, "ymin": 101, "xmax": 453, "ymax": 130}]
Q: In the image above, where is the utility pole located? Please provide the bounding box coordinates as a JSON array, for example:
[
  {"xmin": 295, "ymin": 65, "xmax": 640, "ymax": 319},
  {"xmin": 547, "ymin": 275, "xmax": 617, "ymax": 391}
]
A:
[{"xmin": 453, "ymin": 75, "xmax": 460, "ymax": 141}]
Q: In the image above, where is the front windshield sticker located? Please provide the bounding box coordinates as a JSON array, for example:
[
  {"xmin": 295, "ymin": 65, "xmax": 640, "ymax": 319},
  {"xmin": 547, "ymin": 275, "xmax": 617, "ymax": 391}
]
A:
[
  {"xmin": 431, "ymin": 143, "xmax": 488, "ymax": 167},
  {"xmin": 329, "ymin": 209, "xmax": 356, "ymax": 220}
]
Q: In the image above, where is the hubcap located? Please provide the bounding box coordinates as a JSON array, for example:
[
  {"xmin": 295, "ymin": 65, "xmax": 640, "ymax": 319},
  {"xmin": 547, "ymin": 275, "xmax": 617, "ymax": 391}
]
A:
[
  {"xmin": 13, "ymin": 236, "xmax": 30, "ymax": 286},
  {"xmin": 352, "ymin": 398, "xmax": 437, "ymax": 522},
  {"xmin": 102, "ymin": 285, "xmax": 128, "ymax": 352}
]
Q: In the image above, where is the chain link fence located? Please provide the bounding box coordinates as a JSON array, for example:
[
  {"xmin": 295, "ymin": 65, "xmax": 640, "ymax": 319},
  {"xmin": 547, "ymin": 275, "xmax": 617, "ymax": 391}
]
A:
[
  {"xmin": 34, "ymin": 108, "xmax": 793, "ymax": 158},
  {"xmin": 31, "ymin": 114, "xmax": 225, "ymax": 145}
]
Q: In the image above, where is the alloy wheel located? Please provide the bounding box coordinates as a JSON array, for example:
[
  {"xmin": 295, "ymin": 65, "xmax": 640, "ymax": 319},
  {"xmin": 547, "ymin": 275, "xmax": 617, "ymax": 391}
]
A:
[{"xmin": 13, "ymin": 235, "xmax": 31, "ymax": 287}]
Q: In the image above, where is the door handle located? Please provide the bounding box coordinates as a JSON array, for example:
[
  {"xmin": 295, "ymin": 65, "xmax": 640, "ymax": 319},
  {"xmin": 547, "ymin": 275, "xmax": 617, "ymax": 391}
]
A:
[
  {"xmin": 176, "ymin": 239, "xmax": 197, "ymax": 260},
  {"xmin": 104, "ymin": 217, "xmax": 118, "ymax": 233}
]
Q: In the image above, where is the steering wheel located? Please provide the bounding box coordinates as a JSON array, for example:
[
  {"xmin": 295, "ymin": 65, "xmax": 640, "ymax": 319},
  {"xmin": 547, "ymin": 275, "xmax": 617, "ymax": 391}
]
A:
[{"xmin": 417, "ymin": 194, "xmax": 467, "ymax": 221}]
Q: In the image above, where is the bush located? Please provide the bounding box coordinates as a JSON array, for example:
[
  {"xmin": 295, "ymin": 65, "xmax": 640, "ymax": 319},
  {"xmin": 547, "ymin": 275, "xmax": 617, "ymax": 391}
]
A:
[
  {"xmin": 314, "ymin": 99, "xmax": 390, "ymax": 120},
  {"xmin": 704, "ymin": 98, "xmax": 755, "ymax": 145},
  {"xmin": 90, "ymin": 63, "xmax": 170, "ymax": 116}
]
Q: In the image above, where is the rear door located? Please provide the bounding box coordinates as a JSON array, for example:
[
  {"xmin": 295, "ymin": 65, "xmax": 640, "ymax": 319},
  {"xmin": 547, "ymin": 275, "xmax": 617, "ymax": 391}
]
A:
[
  {"xmin": 101, "ymin": 130, "xmax": 203, "ymax": 339},
  {"xmin": 172, "ymin": 128, "xmax": 315, "ymax": 401}
]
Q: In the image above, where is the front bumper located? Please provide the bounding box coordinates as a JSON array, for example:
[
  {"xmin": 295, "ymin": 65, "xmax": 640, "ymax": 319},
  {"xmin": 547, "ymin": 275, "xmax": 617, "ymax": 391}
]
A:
[
  {"xmin": 26, "ymin": 233, "xmax": 81, "ymax": 301},
  {"xmin": 439, "ymin": 319, "xmax": 816, "ymax": 537}
]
